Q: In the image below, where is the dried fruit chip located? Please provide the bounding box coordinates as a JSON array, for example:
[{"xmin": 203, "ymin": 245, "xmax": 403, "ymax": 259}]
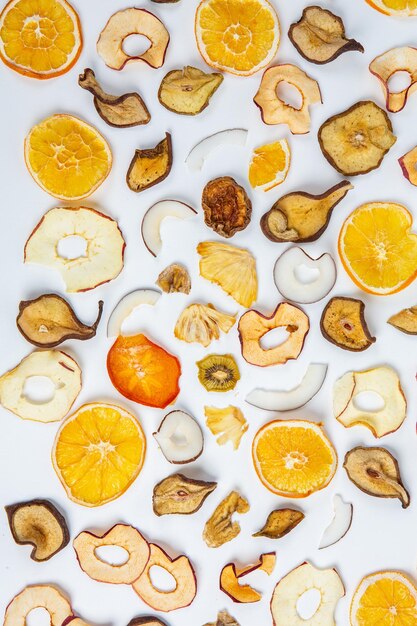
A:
[
  {"xmin": 399, "ymin": 145, "xmax": 417, "ymax": 186},
  {"xmin": 253, "ymin": 509, "xmax": 304, "ymax": 539},
  {"xmin": 344, "ymin": 446, "xmax": 410, "ymax": 508},
  {"xmin": 274, "ymin": 248, "xmax": 336, "ymax": 304},
  {"xmin": 319, "ymin": 494, "xmax": 353, "ymax": 550},
  {"xmin": 17, "ymin": 295, "xmax": 103, "ymax": 348},
  {"xmin": 364, "ymin": 0, "xmax": 417, "ymax": 15},
  {"xmin": 127, "ymin": 133, "xmax": 172, "ymax": 192},
  {"xmin": 157, "ymin": 264, "xmax": 191, "ymax": 294},
  {"xmin": 186, "ymin": 129, "xmax": 248, "ymax": 171},
  {"xmin": 388, "ymin": 305, "xmax": 417, "ymax": 334},
  {"xmin": 197, "ymin": 354, "xmax": 240, "ymax": 392},
  {"xmin": 202, "ymin": 177, "xmax": 252, "ymax": 238},
  {"xmin": 220, "ymin": 553, "xmax": 276, "ymax": 603},
  {"xmin": 3, "ymin": 585, "xmax": 72, "ymax": 626},
  {"xmin": 204, "ymin": 611, "xmax": 240, "ymax": 626},
  {"xmin": 153, "ymin": 410, "xmax": 204, "ymax": 464},
  {"xmin": 153, "ymin": 473, "xmax": 217, "ymax": 516},
  {"xmin": 204, "ymin": 406, "xmax": 248, "ymax": 450},
  {"xmin": 261, "ymin": 181, "xmax": 352, "ymax": 243},
  {"xmin": 107, "ymin": 290, "xmax": 161, "ymax": 338},
  {"xmin": 159, "ymin": 66, "xmax": 223, "ymax": 114},
  {"xmin": 320, "ymin": 297, "xmax": 375, "ymax": 351},
  {"xmin": 79, "ymin": 68, "xmax": 150, "ymax": 127},
  {"xmin": 289, "ymin": 6, "xmax": 363, "ymax": 64},
  {"xmin": 318, "ymin": 101, "xmax": 396, "ymax": 176},
  {"xmin": 175, "ymin": 303, "xmax": 236, "ymax": 347},
  {"xmin": 370, "ymin": 47, "xmax": 417, "ymax": 113},
  {"xmin": 254, "ymin": 64, "xmax": 322, "ymax": 134},
  {"xmin": 248, "ymin": 139, "xmax": 291, "ymax": 192},
  {"xmin": 142, "ymin": 200, "xmax": 197, "ymax": 257},
  {"xmin": 203, "ymin": 491, "xmax": 249, "ymax": 548},
  {"xmin": 127, "ymin": 619, "xmax": 167, "ymax": 626},
  {"xmin": 5, "ymin": 499, "xmax": 69, "ymax": 561}
]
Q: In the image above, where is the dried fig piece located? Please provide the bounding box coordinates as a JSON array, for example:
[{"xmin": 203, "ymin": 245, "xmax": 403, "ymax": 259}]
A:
[
  {"xmin": 261, "ymin": 181, "xmax": 352, "ymax": 243},
  {"xmin": 204, "ymin": 406, "xmax": 248, "ymax": 450},
  {"xmin": 127, "ymin": 133, "xmax": 172, "ymax": 192},
  {"xmin": 344, "ymin": 446, "xmax": 410, "ymax": 508},
  {"xmin": 204, "ymin": 610, "xmax": 240, "ymax": 626},
  {"xmin": 289, "ymin": 6, "xmax": 363, "ymax": 65},
  {"xmin": 202, "ymin": 177, "xmax": 252, "ymax": 238},
  {"xmin": 79, "ymin": 68, "xmax": 150, "ymax": 128},
  {"xmin": 17, "ymin": 294, "xmax": 103, "ymax": 348},
  {"xmin": 153, "ymin": 473, "xmax": 217, "ymax": 516},
  {"xmin": 159, "ymin": 66, "xmax": 223, "ymax": 115},
  {"xmin": 253, "ymin": 508, "xmax": 305, "ymax": 539},
  {"xmin": 370, "ymin": 47, "xmax": 417, "ymax": 113},
  {"xmin": 388, "ymin": 305, "xmax": 417, "ymax": 334},
  {"xmin": 174, "ymin": 303, "xmax": 236, "ymax": 347},
  {"xmin": 320, "ymin": 297, "xmax": 375, "ymax": 351},
  {"xmin": 318, "ymin": 101, "xmax": 396, "ymax": 176},
  {"xmin": 203, "ymin": 491, "xmax": 249, "ymax": 548},
  {"xmin": 156, "ymin": 264, "xmax": 191, "ymax": 293},
  {"xmin": 5, "ymin": 499, "xmax": 69, "ymax": 561}
]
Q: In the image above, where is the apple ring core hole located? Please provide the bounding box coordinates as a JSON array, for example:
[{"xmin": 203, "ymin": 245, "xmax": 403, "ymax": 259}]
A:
[
  {"xmin": 276, "ymin": 81, "xmax": 303, "ymax": 110},
  {"xmin": 296, "ymin": 588, "xmax": 322, "ymax": 620},
  {"xmin": 294, "ymin": 264, "xmax": 321, "ymax": 285},
  {"xmin": 149, "ymin": 565, "xmax": 177, "ymax": 592},
  {"xmin": 22, "ymin": 376, "xmax": 56, "ymax": 404},
  {"xmin": 57, "ymin": 235, "xmax": 87, "ymax": 260},
  {"xmin": 260, "ymin": 326, "xmax": 290, "ymax": 350},
  {"xmin": 387, "ymin": 71, "xmax": 412, "ymax": 94},
  {"xmin": 353, "ymin": 390, "xmax": 385, "ymax": 412},
  {"xmin": 122, "ymin": 34, "xmax": 151, "ymax": 57},
  {"xmin": 26, "ymin": 607, "xmax": 53, "ymax": 626},
  {"xmin": 94, "ymin": 545, "xmax": 130, "ymax": 566}
]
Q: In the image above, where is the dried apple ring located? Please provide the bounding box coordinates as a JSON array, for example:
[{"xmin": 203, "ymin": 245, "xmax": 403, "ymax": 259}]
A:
[
  {"xmin": 73, "ymin": 524, "xmax": 150, "ymax": 584},
  {"xmin": 97, "ymin": 8, "xmax": 169, "ymax": 70},
  {"xmin": 4, "ymin": 584, "xmax": 72, "ymax": 626},
  {"xmin": 370, "ymin": 47, "xmax": 417, "ymax": 113},
  {"xmin": 132, "ymin": 543, "xmax": 197, "ymax": 612}
]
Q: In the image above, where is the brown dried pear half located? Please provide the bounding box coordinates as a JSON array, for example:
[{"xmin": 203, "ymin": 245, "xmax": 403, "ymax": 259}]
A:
[
  {"xmin": 289, "ymin": 6, "xmax": 364, "ymax": 65},
  {"xmin": 17, "ymin": 294, "xmax": 103, "ymax": 348},
  {"xmin": 79, "ymin": 69, "xmax": 150, "ymax": 128},
  {"xmin": 318, "ymin": 101, "xmax": 396, "ymax": 176},
  {"xmin": 156, "ymin": 263, "xmax": 191, "ymax": 294},
  {"xmin": 204, "ymin": 610, "xmax": 240, "ymax": 626},
  {"xmin": 203, "ymin": 491, "xmax": 250, "ymax": 548},
  {"xmin": 127, "ymin": 133, "xmax": 172, "ymax": 192},
  {"xmin": 344, "ymin": 446, "xmax": 410, "ymax": 508},
  {"xmin": 320, "ymin": 297, "xmax": 375, "ymax": 351},
  {"xmin": 253, "ymin": 509, "xmax": 305, "ymax": 539},
  {"xmin": 388, "ymin": 305, "xmax": 417, "ymax": 334},
  {"xmin": 153, "ymin": 473, "xmax": 217, "ymax": 515},
  {"xmin": 159, "ymin": 66, "xmax": 223, "ymax": 115},
  {"xmin": 202, "ymin": 177, "xmax": 252, "ymax": 238},
  {"xmin": 261, "ymin": 181, "xmax": 352, "ymax": 243},
  {"xmin": 127, "ymin": 619, "xmax": 168, "ymax": 626},
  {"xmin": 5, "ymin": 499, "xmax": 69, "ymax": 561}
]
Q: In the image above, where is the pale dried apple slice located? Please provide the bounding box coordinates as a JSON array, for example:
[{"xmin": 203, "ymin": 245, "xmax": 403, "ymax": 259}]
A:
[
  {"xmin": 107, "ymin": 289, "xmax": 161, "ymax": 337},
  {"xmin": 370, "ymin": 47, "xmax": 417, "ymax": 113},
  {"xmin": 127, "ymin": 134, "xmax": 172, "ymax": 192},
  {"xmin": 274, "ymin": 247, "xmax": 336, "ymax": 303},
  {"xmin": 73, "ymin": 524, "xmax": 150, "ymax": 585},
  {"xmin": 0, "ymin": 350, "xmax": 81, "ymax": 423},
  {"xmin": 142, "ymin": 200, "xmax": 197, "ymax": 257},
  {"xmin": 132, "ymin": 543, "xmax": 197, "ymax": 612},
  {"xmin": 254, "ymin": 64, "xmax": 322, "ymax": 134},
  {"xmin": 220, "ymin": 553, "xmax": 276, "ymax": 603},
  {"xmin": 97, "ymin": 8, "xmax": 169, "ymax": 70},
  {"xmin": 333, "ymin": 366, "xmax": 406, "ymax": 437},
  {"xmin": 186, "ymin": 129, "xmax": 248, "ymax": 171},
  {"xmin": 153, "ymin": 410, "xmax": 204, "ymax": 464},
  {"xmin": 24, "ymin": 207, "xmax": 125, "ymax": 293},
  {"xmin": 319, "ymin": 495, "xmax": 353, "ymax": 549},
  {"xmin": 4, "ymin": 585, "xmax": 72, "ymax": 626},
  {"xmin": 399, "ymin": 145, "xmax": 417, "ymax": 186},
  {"xmin": 159, "ymin": 66, "xmax": 223, "ymax": 115}
]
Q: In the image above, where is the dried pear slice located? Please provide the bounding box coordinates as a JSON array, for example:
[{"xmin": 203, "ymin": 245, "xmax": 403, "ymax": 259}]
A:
[
  {"xmin": 202, "ymin": 177, "xmax": 252, "ymax": 238},
  {"xmin": 318, "ymin": 101, "xmax": 396, "ymax": 176},
  {"xmin": 157, "ymin": 263, "xmax": 191, "ymax": 294},
  {"xmin": 127, "ymin": 133, "xmax": 172, "ymax": 192},
  {"xmin": 370, "ymin": 47, "xmax": 417, "ymax": 113},
  {"xmin": 153, "ymin": 473, "xmax": 217, "ymax": 515},
  {"xmin": 159, "ymin": 66, "xmax": 223, "ymax": 114},
  {"xmin": 127, "ymin": 619, "xmax": 168, "ymax": 626},
  {"xmin": 289, "ymin": 6, "xmax": 363, "ymax": 65},
  {"xmin": 388, "ymin": 305, "xmax": 417, "ymax": 334},
  {"xmin": 204, "ymin": 405, "xmax": 248, "ymax": 450},
  {"xmin": 197, "ymin": 354, "xmax": 240, "ymax": 392},
  {"xmin": 174, "ymin": 303, "xmax": 236, "ymax": 347},
  {"xmin": 204, "ymin": 610, "xmax": 240, "ymax": 626},
  {"xmin": 203, "ymin": 491, "xmax": 249, "ymax": 548},
  {"xmin": 261, "ymin": 181, "xmax": 352, "ymax": 243},
  {"xmin": 5, "ymin": 499, "xmax": 69, "ymax": 561},
  {"xmin": 344, "ymin": 446, "xmax": 410, "ymax": 508},
  {"xmin": 79, "ymin": 68, "xmax": 150, "ymax": 127},
  {"xmin": 253, "ymin": 509, "xmax": 305, "ymax": 539},
  {"xmin": 17, "ymin": 294, "xmax": 103, "ymax": 348},
  {"xmin": 321, "ymin": 297, "xmax": 375, "ymax": 351}
]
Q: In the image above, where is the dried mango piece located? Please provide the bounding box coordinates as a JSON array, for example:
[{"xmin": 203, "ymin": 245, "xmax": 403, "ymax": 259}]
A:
[
  {"xmin": 153, "ymin": 473, "xmax": 217, "ymax": 515},
  {"xmin": 388, "ymin": 305, "xmax": 417, "ymax": 334},
  {"xmin": 320, "ymin": 297, "xmax": 375, "ymax": 351},
  {"xmin": 204, "ymin": 406, "xmax": 248, "ymax": 450},
  {"xmin": 203, "ymin": 491, "xmax": 249, "ymax": 548},
  {"xmin": 127, "ymin": 133, "xmax": 172, "ymax": 192},
  {"xmin": 159, "ymin": 66, "xmax": 223, "ymax": 114},
  {"xmin": 289, "ymin": 6, "xmax": 363, "ymax": 64},
  {"xmin": 202, "ymin": 177, "xmax": 252, "ymax": 238},
  {"xmin": 370, "ymin": 47, "xmax": 417, "ymax": 113},
  {"xmin": 253, "ymin": 509, "xmax": 304, "ymax": 539}
]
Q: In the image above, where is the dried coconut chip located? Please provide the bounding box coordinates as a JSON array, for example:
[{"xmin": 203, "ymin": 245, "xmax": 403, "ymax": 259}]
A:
[{"xmin": 186, "ymin": 129, "xmax": 247, "ymax": 171}]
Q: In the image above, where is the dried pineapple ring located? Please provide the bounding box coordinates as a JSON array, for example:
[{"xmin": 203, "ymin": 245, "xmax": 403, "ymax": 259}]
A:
[{"xmin": 370, "ymin": 46, "xmax": 417, "ymax": 112}]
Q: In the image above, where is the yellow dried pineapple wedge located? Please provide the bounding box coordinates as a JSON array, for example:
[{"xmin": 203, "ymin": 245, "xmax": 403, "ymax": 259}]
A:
[
  {"xmin": 174, "ymin": 303, "xmax": 236, "ymax": 347},
  {"xmin": 205, "ymin": 405, "xmax": 248, "ymax": 450}
]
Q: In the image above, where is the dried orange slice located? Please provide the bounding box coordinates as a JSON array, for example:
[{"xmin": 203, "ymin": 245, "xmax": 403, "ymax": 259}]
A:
[
  {"xmin": 25, "ymin": 114, "xmax": 112, "ymax": 200},
  {"xmin": 252, "ymin": 420, "xmax": 337, "ymax": 498},
  {"xmin": 365, "ymin": 0, "xmax": 417, "ymax": 16},
  {"xmin": 0, "ymin": 0, "xmax": 82, "ymax": 79},
  {"xmin": 195, "ymin": 0, "xmax": 280, "ymax": 77},
  {"xmin": 339, "ymin": 202, "xmax": 417, "ymax": 295},
  {"xmin": 351, "ymin": 571, "xmax": 417, "ymax": 625},
  {"xmin": 52, "ymin": 402, "xmax": 146, "ymax": 507},
  {"xmin": 249, "ymin": 139, "xmax": 290, "ymax": 192}
]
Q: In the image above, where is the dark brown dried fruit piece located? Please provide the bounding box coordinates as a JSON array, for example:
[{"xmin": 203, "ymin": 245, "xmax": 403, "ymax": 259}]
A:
[
  {"xmin": 203, "ymin": 177, "xmax": 252, "ymax": 238},
  {"xmin": 159, "ymin": 66, "xmax": 223, "ymax": 115},
  {"xmin": 17, "ymin": 294, "xmax": 103, "ymax": 348},
  {"xmin": 127, "ymin": 618, "xmax": 168, "ymax": 626},
  {"xmin": 253, "ymin": 508, "xmax": 305, "ymax": 539},
  {"xmin": 289, "ymin": 6, "xmax": 363, "ymax": 65},
  {"xmin": 78, "ymin": 68, "xmax": 150, "ymax": 128},
  {"xmin": 127, "ymin": 133, "xmax": 172, "ymax": 192},
  {"xmin": 156, "ymin": 264, "xmax": 191, "ymax": 294},
  {"xmin": 203, "ymin": 491, "xmax": 249, "ymax": 548},
  {"xmin": 5, "ymin": 499, "xmax": 69, "ymax": 561},
  {"xmin": 153, "ymin": 473, "xmax": 217, "ymax": 515},
  {"xmin": 344, "ymin": 446, "xmax": 410, "ymax": 508},
  {"xmin": 388, "ymin": 306, "xmax": 417, "ymax": 334},
  {"xmin": 204, "ymin": 610, "xmax": 240, "ymax": 626},
  {"xmin": 321, "ymin": 297, "xmax": 375, "ymax": 351},
  {"xmin": 261, "ymin": 181, "xmax": 352, "ymax": 243}
]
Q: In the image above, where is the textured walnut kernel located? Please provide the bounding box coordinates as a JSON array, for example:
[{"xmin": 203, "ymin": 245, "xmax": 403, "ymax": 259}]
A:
[{"xmin": 202, "ymin": 177, "xmax": 252, "ymax": 238}]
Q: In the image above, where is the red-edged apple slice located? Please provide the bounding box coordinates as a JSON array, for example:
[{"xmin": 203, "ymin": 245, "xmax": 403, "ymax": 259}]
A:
[
  {"xmin": 399, "ymin": 145, "xmax": 417, "ymax": 186},
  {"xmin": 185, "ymin": 129, "xmax": 248, "ymax": 171},
  {"xmin": 273, "ymin": 247, "xmax": 336, "ymax": 304},
  {"xmin": 246, "ymin": 363, "xmax": 327, "ymax": 411},
  {"xmin": 369, "ymin": 47, "xmax": 417, "ymax": 113},
  {"xmin": 142, "ymin": 200, "xmax": 197, "ymax": 257},
  {"xmin": 319, "ymin": 495, "xmax": 353, "ymax": 550},
  {"xmin": 107, "ymin": 289, "xmax": 161, "ymax": 337},
  {"xmin": 4, "ymin": 585, "xmax": 72, "ymax": 626}
]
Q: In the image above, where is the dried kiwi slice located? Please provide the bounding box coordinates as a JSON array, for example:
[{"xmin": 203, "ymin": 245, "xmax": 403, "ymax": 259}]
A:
[
  {"xmin": 197, "ymin": 354, "xmax": 240, "ymax": 392},
  {"xmin": 321, "ymin": 297, "xmax": 375, "ymax": 351},
  {"xmin": 158, "ymin": 66, "xmax": 223, "ymax": 115},
  {"xmin": 127, "ymin": 133, "xmax": 172, "ymax": 192}
]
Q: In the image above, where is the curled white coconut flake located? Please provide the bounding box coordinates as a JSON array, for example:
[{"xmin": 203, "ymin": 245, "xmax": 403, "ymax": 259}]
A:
[
  {"xmin": 185, "ymin": 129, "xmax": 248, "ymax": 171},
  {"xmin": 153, "ymin": 410, "xmax": 204, "ymax": 464},
  {"xmin": 274, "ymin": 247, "xmax": 336, "ymax": 304},
  {"xmin": 141, "ymin": 200, "xmax": 197, "ymax": 257},
  {"xmin": 107, "ymin": 289, "xmax": 161, "ymax": 337},
  {"xmin": 246, "ymin": 363, "xmax": 327, "ymax": 411},
  {"xmin": 319, "ymin": 494, "xmax": 353, "ymax": 549}
]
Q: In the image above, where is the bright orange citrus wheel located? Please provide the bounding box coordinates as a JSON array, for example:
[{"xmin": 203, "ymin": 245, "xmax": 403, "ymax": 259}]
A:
[{"xmin": 365, "ymin": 0, "xmax": 417, "ymax": 16}]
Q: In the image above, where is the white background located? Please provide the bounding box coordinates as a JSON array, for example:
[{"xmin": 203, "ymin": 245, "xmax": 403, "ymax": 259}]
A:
[{"xmin": 1, "ymin": 0, "xmax": 417, "ymax": 624}]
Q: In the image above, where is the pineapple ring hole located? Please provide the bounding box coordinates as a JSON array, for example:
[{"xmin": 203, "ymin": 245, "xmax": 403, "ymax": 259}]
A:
[
  {"xmin": 22, "ymin": 376, "xmax": 57, "ymax": 404},
  {"xmin": 353, "ymin": 390, "xmax": 385, "ymax": 412},
  {"xmin": 95, "ymin": 545, "xmax": 130, "ymax": 566},
  {"xmin": 296, "ymin": 588, "xmax": 322, "ymax": 620},
  {"xmin": 260, "ymin": 326, "xmax": 290, "ymax": 350},
  {"xmin": 149, "ymin": 565, "xmax": 177, "ymax": 592},
  {"xmin": 123, "ymin": 34, "xmax": 151, "ymax": 57},
  {"xmin": 26, "ymin": 608, "xmax": 53, "ymax": 626},
  {"xmin": 294, "ymin": 264, "xmax": 321, "ymax": 285},
  {"xmin": 387, "ymin": 71, "xmax": 412, "ymax": 93},
  {"xmin": 276, "ymin": 81, "xmax": 303, "ymax": 110},
  {"xmin": 57, "ymin": 235, "xmax": 87, "ymax": 260}
]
